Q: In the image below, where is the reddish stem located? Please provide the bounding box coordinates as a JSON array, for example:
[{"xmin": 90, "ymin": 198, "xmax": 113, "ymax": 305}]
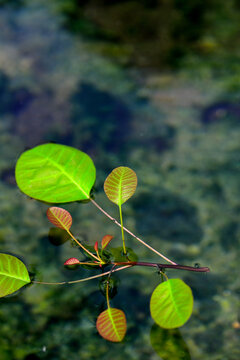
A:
[{"xmin": 114, "ymin": 261, "xmax": 210, "ymax": 273}]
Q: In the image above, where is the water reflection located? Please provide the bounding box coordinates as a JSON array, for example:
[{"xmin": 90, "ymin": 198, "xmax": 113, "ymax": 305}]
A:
[
  {"xmin": 48, "ymin": 228, "xmax": 72, "ymax": 247},
  {"xmin": 201, "ymin": 101, "xmax": 240, "ymax": 126},
  {"xmin": 150, "ymin": 324, "xmax": 191, "ymax": 360}
]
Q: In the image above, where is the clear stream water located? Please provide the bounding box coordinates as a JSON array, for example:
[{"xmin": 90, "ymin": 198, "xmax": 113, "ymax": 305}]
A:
[{"xmin": 0, "ymin": 1, "xmax": 239, "ymax": 360}]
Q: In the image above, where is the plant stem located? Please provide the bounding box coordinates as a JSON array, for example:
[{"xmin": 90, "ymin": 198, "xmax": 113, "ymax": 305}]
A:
[
  {"xmin": 32, "ymin": 260, "xmax": 209, "ymax": 287},
  {"xmin": 114, "ymin": 261, "xmax": 210, "ymax": 272},
  {"xmin": 67, "ymin": 229, "xmax": 99, "ymax": 261},
  {"xmin": 119, "ymin": 204, "xmax": 126, "ymax": 254},
  {"xmin": 32, "ymin": 265, "xmax": 133, "ymax": 285},
  {"xmin": 90, "ymin": 199, "xmax": 176, "ymax": 265},
  {"xmin": 106, "ymin": 280, "xmax": 110, "ymax": 309},
  {"xmin": 160, "ymin": 271, "xmax": 168, "ymax": 281}
]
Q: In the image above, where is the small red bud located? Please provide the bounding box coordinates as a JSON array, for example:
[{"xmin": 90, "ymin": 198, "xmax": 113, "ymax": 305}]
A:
[
  {"xmin": 94, "ymin": 241, "xmax": 98, "ymax": 252},
  {"xmin": 64, "ymin": 257, "xmax": 80, "ymax": 265}
]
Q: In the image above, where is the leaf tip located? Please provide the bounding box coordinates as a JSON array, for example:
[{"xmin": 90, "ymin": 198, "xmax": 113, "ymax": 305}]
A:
[{"xmin": 101, "ymin": 235, "xmax": 114, "ymax": 249}]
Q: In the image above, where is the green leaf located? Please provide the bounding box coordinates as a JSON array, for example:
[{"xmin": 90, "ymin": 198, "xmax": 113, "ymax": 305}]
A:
[
  {"xmin": 47, "ymin": 207, "xmax": 72, "ymax": 231},
  {"xmin": 150, "ymin": 279, "xmax": 193, "ymax": 329},
  {"xmin": 96, "ymin": 308, "xmax": 127, "ymax": 342},
  {"xmin": 110, "ymin": 246, "xmax": 138, "ymax": 262},
  {"xmin": 15, "ymin": 143, "xmax": 96, "ymax": 203},
  {"xmin": 0, "ymin": 254, "xmax": 31, "ymax": 297},
  {"xmin": 150, "ymin": 324, "xmax": 191, "ymax": 360},
  {"xmin": 104, "ymin": 166, "xmax": 137, "ymax": 205}
]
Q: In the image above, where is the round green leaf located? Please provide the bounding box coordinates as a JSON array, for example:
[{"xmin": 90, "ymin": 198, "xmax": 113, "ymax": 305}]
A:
[
  {"xmin": 0, "ymin": 254, "xmax": 31, "ymax": 297},
  {"xmin": 110, "ymin": 246, "xmax": 138, "ymax": 262},
  {"xmin": 150, "ymin": 279, "xmax": 193, "ymax": 329},
  {"xmin": 104, "ymin": 166, "xmax": 137, "ymax": 205},
  {"xmin": 15, "ymin": 143, "xmax": 96, "ymax": 203}
]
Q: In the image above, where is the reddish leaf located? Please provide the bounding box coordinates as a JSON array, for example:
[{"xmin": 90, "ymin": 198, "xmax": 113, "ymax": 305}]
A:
[
  {"xmin": 47, "ymin": 207, "xmax": 72, "ymax": 231},
  {"xmin": 94, "ymin": 241, "xmax": 98, "ymax": 253},
  {"xmin": 96, "ymin": 308, "xmax": 127, "ymax": 342},
  {"xmin": 101, "ymin": 235, "xmax": 113, "ymax": 250},
  {"xmin": 64, "ymin": 258, "xmax": 80, "ymax": 265}
]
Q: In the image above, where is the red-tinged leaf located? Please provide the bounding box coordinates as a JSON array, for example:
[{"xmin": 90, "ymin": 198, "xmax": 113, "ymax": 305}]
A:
[
  {"xmin": 64, "ymin": 258, "xmax": 80, "ymax": 265},
  {"xmin": 101, "ymin": 235, "xmax": 114, "ymax": 250},
  {"xmin": 96, "ymin": 308, "xmax": 127, "ymax": 342},
  {"xmin": 47, "ymin": 207, "xmax": 72, "ymax": 231},
  {"xmin": 94, "ymin": 241, "xmax": 98, "ymax": 253}
]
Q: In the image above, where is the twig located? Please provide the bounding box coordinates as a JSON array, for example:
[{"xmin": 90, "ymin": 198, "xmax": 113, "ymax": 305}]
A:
[
  {"xmin": 90, "ymin": 199, "xmax": 176, "ymax": 265},
  {"xmin": 32, "ymin": 265, "xmax": 132, "ymax": 285},
  {"xmin": 114, "ymin": 261, "xmax": 210, "ymax": 272}
]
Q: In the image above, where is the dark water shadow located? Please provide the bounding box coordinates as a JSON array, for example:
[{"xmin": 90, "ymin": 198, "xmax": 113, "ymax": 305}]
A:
[
  {"xmin": 70, "ymin": 81, "xmax": 132, "ymax": 155},
  {"xmin": 0, "ymin": 71, "xmax": 15, "ymax": 114},
  {"xmin": 132, "ymin": 187, "xmax": 203, "ymax": 245},
  {"xmin": 219, "ymin": 221, "xmax": 240, "ymax": 252},
  {"xmin": 184, "ymin": 272, "xmax": 225, "ymax": 301},
  {"xmin": 0, "ymin": 167, "xmax": 16, "ymax": 186},
  {"xmin": 0, "ymin": 0, "xmax": 24, "ymax": 8},
  {"xmin": 201, "ymin": 100, "xmax": 240, "ymax": 126},
  {"xmin": 0, "ymin": 69, "xmax": 72, "ymax": 148}
]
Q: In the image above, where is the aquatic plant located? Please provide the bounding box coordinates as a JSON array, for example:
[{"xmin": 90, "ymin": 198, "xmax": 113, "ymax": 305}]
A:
[{"xmin": 0, "ymin": 143, "xmax": 209, "ymax": 342}]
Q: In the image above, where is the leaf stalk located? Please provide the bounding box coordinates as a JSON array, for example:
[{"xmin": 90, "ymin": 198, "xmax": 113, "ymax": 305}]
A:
[
  {"xmin": 67, "ymin": 229, "xmax": 100, "ymax": 262},
  {"xmin": 118, "ymin": 204, "xmax": 126, "ymax": 254}
]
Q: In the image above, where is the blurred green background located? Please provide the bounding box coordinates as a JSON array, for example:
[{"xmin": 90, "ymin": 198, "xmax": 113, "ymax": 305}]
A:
[{"xmin": 0, "ymin": 1, "xmax": 239, "ymax": 359}]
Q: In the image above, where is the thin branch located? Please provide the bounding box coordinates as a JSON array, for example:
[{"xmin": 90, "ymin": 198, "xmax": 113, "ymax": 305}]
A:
[
  {"xmin": 32, "ymin": 265, "xmax": 132, "ymax": 286},
  {"xmin": 114, "ymin": 261, "xmax": 210, "ymax": 272},
  {"xmin": 32, "ymin": 259, "xmax": 209, "ymax": 287},
  {"xmin": 90, "ymin": 198, "xmax": 177, "ymax": 265},
  {"xmin": 106, "ymin": 264, "xmax": 117, "ymax": 309}
]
